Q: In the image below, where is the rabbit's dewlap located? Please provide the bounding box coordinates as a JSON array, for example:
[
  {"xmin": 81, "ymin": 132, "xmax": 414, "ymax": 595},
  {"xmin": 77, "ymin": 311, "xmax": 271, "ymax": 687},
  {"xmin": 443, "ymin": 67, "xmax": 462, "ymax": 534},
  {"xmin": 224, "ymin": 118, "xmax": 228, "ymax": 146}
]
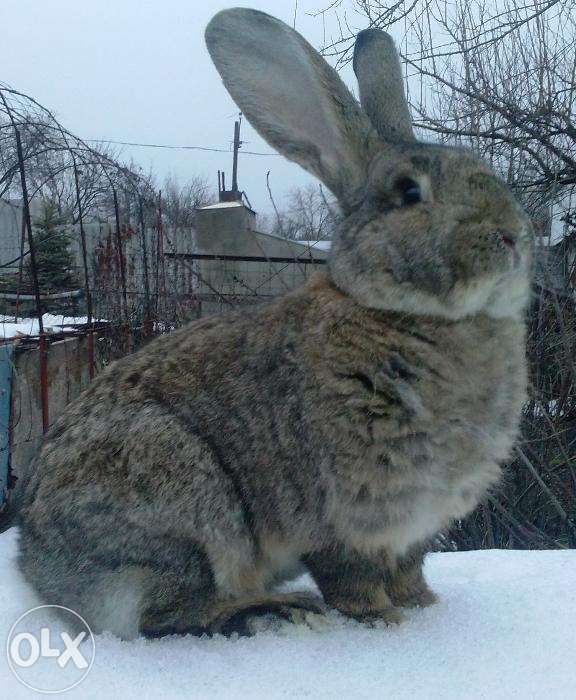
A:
[{"xmin": 13, "ymin": 9, "xmax": 532, "ymax": 639}]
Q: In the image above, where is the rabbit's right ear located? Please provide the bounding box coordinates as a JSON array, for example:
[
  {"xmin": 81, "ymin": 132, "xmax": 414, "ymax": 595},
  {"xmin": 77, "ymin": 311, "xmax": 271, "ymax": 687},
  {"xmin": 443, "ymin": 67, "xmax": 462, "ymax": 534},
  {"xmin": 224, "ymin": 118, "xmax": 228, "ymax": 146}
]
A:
[{"xmin": 205, "ymin": 9, "xmax": 379, "ymax": 207}]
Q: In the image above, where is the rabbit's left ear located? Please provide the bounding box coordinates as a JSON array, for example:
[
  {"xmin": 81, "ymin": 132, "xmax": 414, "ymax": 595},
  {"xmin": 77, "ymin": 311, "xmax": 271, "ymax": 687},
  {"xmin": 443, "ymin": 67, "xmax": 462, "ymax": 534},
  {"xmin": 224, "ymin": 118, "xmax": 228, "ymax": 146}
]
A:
[
  {"xmin": 205, "ymin": 9, "xmax": 380, "ymax": 207},
  {"xmin": 353, "ymin": 29, "xmax": 415, "ymax": 142}
]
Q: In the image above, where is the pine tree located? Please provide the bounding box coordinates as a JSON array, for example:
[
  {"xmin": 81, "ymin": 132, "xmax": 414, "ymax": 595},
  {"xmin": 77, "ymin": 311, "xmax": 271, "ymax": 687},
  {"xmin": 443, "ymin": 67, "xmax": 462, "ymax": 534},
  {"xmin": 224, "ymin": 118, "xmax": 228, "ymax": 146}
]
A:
[{"xmin": 26, "ymin": 202, "xmax": 78, "ymax": 292}]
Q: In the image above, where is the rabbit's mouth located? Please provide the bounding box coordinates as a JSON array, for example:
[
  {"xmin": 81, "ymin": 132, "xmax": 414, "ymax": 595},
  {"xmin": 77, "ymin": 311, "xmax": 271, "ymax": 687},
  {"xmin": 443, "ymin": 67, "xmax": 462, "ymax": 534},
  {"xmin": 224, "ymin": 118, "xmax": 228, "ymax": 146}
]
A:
[
  {"xmin": 499, "ymin": 231, "xmax": 516, "ymax": 248},
  {"xmin": 498, "ymin": 233, "xmax": 522, "ymax": 271},
  {"xmin": 495, "ymin": 227, "xmax": 532, "ymax": 273}
]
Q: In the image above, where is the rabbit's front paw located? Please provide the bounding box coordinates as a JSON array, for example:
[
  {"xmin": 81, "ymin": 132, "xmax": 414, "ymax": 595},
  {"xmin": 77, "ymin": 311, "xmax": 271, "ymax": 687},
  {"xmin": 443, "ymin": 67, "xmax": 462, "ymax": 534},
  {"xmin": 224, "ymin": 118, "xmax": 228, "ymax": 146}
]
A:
[
  {"xmin": 385, "ymin": 548, "xmax": 438, "ymax": 609},
  {"xmin": 389, "ymin": 584, "xmax": 439, "ymax": 609},
  {"xmin": 331, "ymin": 587, "xmax": 405, "ymax": 626}
]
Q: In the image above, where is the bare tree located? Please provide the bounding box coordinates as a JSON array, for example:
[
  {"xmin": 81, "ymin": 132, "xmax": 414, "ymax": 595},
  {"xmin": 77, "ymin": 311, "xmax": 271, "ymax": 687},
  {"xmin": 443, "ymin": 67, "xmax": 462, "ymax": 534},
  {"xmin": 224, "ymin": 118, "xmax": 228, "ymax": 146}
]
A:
[
  {"xmin": 320, "ymin": 1, "xmax": 575, "ymax": 223},
  {"xmin": 260, "ymin": 184, "xmax": 338, "ymax": 241},
  {"xmin": 160, "ymin": 174, "xmax": 213, "ymax": 228},
  {"xmin": 316, "ymin": 0, "xmax": 576, "ymax": 550}
]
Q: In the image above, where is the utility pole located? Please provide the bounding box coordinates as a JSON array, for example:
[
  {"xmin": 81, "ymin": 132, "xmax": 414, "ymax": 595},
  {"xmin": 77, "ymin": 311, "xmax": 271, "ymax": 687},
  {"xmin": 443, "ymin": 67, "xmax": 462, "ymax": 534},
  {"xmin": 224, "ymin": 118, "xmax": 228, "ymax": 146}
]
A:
[
  {"xmin": 217, "ymin": 115, "xmax": 244, "ymax": 202},
  {"xmin": 231, "ymin": 114, "xmax": 242, "ymax": 196}
]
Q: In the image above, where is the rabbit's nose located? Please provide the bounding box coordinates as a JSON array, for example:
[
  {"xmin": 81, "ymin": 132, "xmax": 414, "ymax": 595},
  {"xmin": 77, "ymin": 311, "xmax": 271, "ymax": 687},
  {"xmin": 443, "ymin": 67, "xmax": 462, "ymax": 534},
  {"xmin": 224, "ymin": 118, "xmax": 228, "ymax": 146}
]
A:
[{"xmin": 496, "ymin": 229, "xmax": 517, "ymax": 248}]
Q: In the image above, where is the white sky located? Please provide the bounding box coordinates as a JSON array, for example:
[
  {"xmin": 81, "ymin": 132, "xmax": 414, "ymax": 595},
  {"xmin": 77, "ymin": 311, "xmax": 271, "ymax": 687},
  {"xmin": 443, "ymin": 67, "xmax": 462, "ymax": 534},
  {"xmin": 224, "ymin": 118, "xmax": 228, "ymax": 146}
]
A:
[{"xmin": 1, "ymin": 0, "xmax": 376, "ymax": 215}]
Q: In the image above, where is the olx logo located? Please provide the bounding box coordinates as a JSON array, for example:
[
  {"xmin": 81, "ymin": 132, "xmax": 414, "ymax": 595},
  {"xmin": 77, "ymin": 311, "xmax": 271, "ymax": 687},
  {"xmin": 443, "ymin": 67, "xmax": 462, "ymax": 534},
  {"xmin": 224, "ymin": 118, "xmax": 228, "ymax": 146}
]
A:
[{"xmin": 6, "ymin": 605, "xmax": 95, "ymax": 694}]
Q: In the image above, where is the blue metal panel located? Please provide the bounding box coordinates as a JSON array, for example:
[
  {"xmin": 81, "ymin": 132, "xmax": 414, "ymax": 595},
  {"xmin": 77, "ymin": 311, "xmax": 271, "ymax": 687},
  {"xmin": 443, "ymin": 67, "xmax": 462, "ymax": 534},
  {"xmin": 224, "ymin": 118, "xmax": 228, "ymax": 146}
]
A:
[{"xmin": 0, "ymin": 344, "xmax": 14, "ymax": 505}]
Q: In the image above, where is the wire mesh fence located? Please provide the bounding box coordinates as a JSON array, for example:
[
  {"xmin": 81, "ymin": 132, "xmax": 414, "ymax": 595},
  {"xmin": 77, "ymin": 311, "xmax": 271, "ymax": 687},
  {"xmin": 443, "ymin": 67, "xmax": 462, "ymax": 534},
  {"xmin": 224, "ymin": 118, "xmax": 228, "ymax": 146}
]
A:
[
  {"xmin": 1, "ymin": 80, "xmax": 574, "ymax": 551},
  {"xmin": 0, "ymin": 82, "xmax": 330, "ymax": 496}
]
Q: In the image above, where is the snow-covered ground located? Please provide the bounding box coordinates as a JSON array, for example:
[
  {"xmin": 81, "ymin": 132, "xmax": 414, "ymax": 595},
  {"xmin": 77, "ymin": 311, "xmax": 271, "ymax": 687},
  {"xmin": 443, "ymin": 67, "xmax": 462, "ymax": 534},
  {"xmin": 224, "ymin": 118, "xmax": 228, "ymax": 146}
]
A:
[
  {"xmin": 0, "ymin": 527, "xmax": 574, "ymax": 699},
  {"xmin": 0, "ymin": 314, "xmax": 91, "ymax": 339}
]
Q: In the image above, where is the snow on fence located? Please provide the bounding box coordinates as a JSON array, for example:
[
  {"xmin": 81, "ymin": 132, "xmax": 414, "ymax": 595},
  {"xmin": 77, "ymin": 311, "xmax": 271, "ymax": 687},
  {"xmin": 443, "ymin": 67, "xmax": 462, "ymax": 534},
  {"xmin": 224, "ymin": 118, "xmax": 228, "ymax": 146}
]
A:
[{"xmin": 0, "ymin": 318, "xmax": 167, "ymax": 501}]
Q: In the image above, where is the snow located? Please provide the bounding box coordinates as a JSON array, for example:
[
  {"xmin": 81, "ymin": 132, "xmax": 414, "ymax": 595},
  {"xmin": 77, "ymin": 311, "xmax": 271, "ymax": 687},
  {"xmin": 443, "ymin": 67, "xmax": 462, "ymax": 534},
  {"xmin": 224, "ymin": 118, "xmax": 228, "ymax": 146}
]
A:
[
  {"xmin": 0, "ymin": 314, "xmax": 92, "ymax": 339},
  {"xmin": 199, "ymin": 201, "xmax": 245, "ymax": 210},
  {"xmin": 0, "ymin": 527, "xmax": 574, "ymax": 699},
  {"xmin": 296, "ymin": 240, "xmax": 332, "ymax": 251}
]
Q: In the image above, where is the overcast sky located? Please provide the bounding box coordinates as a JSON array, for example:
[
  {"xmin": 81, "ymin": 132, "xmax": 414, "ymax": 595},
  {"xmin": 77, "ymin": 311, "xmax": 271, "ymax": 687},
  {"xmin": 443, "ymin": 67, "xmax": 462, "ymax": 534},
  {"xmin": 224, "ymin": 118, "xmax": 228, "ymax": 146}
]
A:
[{"xmin": 1, "ymin": 1, "xmax": 374, "ymax": 214}]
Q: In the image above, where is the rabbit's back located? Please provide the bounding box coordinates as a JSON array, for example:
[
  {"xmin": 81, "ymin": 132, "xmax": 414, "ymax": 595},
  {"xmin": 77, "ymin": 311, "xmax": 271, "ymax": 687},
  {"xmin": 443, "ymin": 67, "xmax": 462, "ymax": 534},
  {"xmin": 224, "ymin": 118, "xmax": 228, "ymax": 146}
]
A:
[{"xmin": 20, "ymin": 284, "xmax": 325, "ymax": 535}]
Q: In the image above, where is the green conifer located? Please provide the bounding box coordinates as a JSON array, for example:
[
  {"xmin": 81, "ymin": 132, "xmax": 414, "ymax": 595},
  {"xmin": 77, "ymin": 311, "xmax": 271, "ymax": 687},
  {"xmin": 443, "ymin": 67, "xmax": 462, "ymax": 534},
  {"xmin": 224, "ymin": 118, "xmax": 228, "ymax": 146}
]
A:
[{"xmin": 27, "ymin": 202, "xmax": 78, "ymax": 292}]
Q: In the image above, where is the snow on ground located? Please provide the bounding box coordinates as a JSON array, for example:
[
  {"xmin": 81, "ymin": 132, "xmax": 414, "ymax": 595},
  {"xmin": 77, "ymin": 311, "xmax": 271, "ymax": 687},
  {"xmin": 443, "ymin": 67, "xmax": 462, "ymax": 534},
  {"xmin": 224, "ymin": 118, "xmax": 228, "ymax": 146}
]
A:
[
  {"xmin": 0, "ymin": 527, "xmax": 574, "ymax": 699},
  {"xmin": 0, "ymin": 314, "xmax": 91, "ymax": 339}
]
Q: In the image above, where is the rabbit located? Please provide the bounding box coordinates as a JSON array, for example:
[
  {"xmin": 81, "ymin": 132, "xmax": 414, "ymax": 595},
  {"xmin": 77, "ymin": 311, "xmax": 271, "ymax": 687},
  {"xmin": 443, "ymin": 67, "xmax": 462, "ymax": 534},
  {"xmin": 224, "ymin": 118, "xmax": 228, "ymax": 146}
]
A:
[{"xmin": 6, "ymin": 8, "xmax": 532, "ymax": 639}]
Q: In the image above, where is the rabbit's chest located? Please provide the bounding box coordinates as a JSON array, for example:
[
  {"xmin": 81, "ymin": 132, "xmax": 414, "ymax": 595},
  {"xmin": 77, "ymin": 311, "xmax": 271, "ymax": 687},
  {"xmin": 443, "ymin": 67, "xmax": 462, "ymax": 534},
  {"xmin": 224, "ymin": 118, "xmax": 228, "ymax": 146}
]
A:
[{"xmin": 325, "ymin": 317, "xmax": 527, "ymax": 556}]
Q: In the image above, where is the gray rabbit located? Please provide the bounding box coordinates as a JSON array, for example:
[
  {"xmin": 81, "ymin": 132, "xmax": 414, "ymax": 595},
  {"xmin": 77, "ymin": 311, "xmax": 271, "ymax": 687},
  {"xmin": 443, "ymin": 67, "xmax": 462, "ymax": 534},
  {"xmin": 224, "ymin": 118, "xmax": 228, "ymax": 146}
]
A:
[{"xmin": 3, "ymin": 8, "xmax": 532, "ymax": 638}]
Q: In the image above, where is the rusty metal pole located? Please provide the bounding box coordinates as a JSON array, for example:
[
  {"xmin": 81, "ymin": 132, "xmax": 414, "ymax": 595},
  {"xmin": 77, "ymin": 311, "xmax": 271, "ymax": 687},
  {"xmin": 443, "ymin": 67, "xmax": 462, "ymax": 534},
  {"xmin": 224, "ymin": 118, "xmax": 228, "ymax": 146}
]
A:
[
  {"xmin": 87, "ymin": 330, "xmax": 95, "ymax": 381},
  {"xmin": 39, "ymin": 334, "xmax": 49, "ymax": 433},
  {"xmin": 112, "ymin": 188, "xmax": 128, "ymax": 322},
  {"xmin": 112, "ymin": 188, "xmax": 131, "ymax": 353},
  {"xmin": 14, "ymin": 129, "xmax": 44, "ymax": 334},
  {"xmin": 0, "ymin": 91, "xmax": 49, "ymax": 433},
  {"xmin": 156, "ymin": 191, "xmax": 166, "ymax": 319},
  {"xmin": 0, "ymin": 91, "xmax": 44, "ymax": 332},
  {"xmin": 14, "ymin": 215, "xmax": 26, "ymax": 323},
  {"xmin": 72, "ymin": 157, "xmax": 93, "ymax": 325},
  {"xmin": 138, "ymin": 196, "xmax": 151, "ymax": 335}
]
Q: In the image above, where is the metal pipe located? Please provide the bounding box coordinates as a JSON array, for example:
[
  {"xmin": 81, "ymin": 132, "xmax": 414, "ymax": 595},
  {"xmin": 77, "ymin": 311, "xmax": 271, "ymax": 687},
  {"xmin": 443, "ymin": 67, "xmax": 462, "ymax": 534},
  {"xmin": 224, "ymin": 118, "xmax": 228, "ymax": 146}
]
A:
[
  {"xmin": 73, "ymin": 157, "xmax": 93, "ymax": 325},
  {"xmin": 39, "ymin": 334, "xmax": 49, "ymax": 433}
]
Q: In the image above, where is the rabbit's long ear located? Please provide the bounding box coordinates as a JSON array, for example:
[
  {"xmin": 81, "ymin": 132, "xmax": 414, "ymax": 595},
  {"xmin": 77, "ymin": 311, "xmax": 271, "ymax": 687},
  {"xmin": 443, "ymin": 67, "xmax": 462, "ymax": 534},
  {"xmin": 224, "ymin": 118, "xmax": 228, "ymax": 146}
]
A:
[
  {"xmin": 205, "ymin": 9, "xmax": 379, "ymax": 206},
  {"xmin": 353, "ymin": 29, "xmax": 415, "ymax": 142}
]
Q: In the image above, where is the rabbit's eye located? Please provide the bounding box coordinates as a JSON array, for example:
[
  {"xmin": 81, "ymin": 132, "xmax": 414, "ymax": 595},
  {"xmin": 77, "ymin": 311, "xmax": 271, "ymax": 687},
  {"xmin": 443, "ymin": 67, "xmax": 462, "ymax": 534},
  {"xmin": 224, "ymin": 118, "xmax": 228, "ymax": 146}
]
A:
[{"xmin": 396, "ymin": 177, "xmax": 422, "ymax": 206}]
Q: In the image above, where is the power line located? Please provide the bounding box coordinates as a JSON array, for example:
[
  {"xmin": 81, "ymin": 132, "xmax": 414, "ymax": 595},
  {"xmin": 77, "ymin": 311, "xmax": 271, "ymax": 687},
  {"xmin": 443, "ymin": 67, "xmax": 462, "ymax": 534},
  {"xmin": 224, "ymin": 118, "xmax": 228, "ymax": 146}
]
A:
[{"xmin": 85, "ymin": 138, "xmax": 280, "ymax": 157}]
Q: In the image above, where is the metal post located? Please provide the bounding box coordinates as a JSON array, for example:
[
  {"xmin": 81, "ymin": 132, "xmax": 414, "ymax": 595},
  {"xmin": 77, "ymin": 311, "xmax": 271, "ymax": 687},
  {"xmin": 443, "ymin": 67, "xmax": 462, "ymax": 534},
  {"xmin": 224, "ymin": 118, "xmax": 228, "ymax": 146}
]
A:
[
  {"xmin": 73, "ymin": 157, "xmax": 93, "ymax": 325},
  {"xmin": 87, "ymin": 330, "xmax": 95, "ymax": 380},
  {"xmin": 231, "ymin": 118, "xmax": 242, "ymax": 195},
  {"xmin": 157, "ymin": 191, "xmax": 166, "ymax": 301},
  {"xmin": 139, "ymin": 196, "xmax": 151, "ymax": 334},
  {"xmin": 14, "ymin": 215, "xmax": 26, "ymax": 323},
  {"xmin": 39, "ymin": 334, "xmax": 49, "ymax": 433},
  {"xmin": 0, "ymin": 91, "xmax": 44, "ymax": 332},
  {"xmin": 112, "ymin": 188, "xmax": 128, "ymax": 322},
  {"xmin": 14, "ymin": 130, "xmax": 44, "ymax": 334}
]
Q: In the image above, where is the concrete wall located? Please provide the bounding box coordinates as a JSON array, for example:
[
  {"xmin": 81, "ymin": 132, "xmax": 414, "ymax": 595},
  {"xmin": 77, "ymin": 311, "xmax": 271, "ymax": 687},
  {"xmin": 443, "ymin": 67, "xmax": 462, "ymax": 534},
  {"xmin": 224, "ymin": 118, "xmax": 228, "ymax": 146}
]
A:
[
  {"xmin": 0, "ymin": 198, "xmax": 43, "ymax": 270},
  {"xmin": 194, "ymin": 201, "xmax": 328, "ymax": 315},
  {"xmin": 74, "ymin": 221, "xmax": 197, "ymax": 319},
  {"xmin": 0, "ymin": 198, "xmax": 328, "ymax": 319},
  {"xmin": 0, "ymin": 199, "xmax": 196, "ymax": 304},
  {"xmin": 1, "ymin": 202, "xmax": 329, "ymax": 485},
  {"xmin": 10, "ymin": 334, "xmax": 104, "ymax": 482}
]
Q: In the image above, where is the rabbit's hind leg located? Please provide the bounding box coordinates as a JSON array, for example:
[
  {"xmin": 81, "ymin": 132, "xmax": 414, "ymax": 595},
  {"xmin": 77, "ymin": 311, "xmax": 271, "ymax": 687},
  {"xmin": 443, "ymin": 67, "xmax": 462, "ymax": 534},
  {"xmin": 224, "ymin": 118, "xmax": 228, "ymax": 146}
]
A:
[
  {"xmin": 138, "ymin": 566, "xmax": 217, "ymax": 639},
  {"xmin": 18, "ymin": 517, "xmax": 218, "ymax": 640},
  {"xmin": 99, "ymin": 547, "xmax": 324, "ymax": 638},
  {"xmin": 77, "ymin": 554, "xmax": 218, "ymax": 640}
]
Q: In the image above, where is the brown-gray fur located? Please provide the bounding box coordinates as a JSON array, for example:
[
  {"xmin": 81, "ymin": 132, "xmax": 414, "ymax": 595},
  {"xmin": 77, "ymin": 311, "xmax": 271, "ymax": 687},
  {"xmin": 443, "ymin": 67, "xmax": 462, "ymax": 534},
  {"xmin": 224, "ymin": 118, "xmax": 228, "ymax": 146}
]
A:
[{"xmin": 9, "ymin": 8, "xmax": 532, "ymax": 639}]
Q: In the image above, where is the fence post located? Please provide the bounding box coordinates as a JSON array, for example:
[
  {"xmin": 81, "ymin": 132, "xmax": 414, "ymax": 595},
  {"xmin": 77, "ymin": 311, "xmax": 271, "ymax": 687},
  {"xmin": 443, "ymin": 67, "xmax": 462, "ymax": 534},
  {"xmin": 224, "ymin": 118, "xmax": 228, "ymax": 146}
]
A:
[
  {"xmin": 39, "ymin": 334, "xmax": 49, "ymax": 433},
  {"xmin": 73, "ymin": 156, "xmax": 93, "ymax": 325},
  {"xmin": 0, "ymin": 91, "xmax": 45, "ymax": 334},
  {"xmin": 87, "ymin": 330, "xmax": 95, "ymax": 381},
  {"xmin": 139, "ymin": 196, "xmax": 152, "ymax": 334},
  {"xmin": 156, "ymin": 191, "xmax": 166, "ymax": 314},
  {"xmin": 112, "ymin": 187, "xmax": 129, "ymax": 323},
  {"xmin": 0, "ymin": 344, "xmax": 14, "ymax": 505}
]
